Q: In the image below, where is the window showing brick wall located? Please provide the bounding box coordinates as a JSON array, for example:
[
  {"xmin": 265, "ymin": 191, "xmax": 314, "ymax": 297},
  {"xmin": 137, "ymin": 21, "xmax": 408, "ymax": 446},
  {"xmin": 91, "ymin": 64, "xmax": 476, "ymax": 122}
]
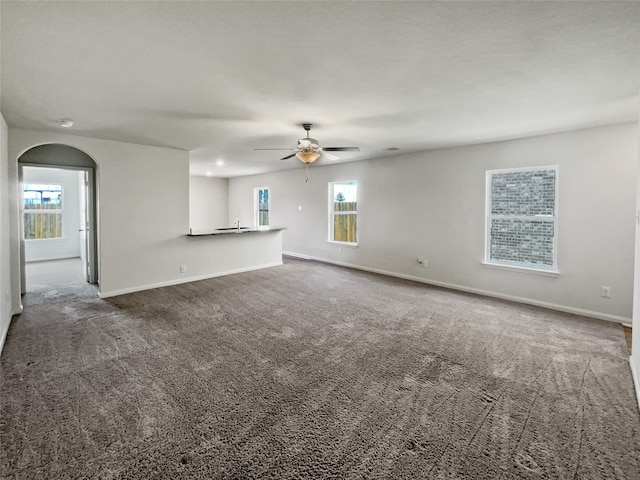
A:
[{"xmin": 486, "ymin": 167, "xmax": 558, "ymax": 270}]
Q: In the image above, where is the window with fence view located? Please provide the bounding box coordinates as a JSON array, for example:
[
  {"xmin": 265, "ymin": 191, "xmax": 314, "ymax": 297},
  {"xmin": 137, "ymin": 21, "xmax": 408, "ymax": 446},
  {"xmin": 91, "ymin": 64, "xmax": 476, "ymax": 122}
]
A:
[
  {"xmin": 24, "ymin": 184, "xmax": 63, "ymax": 240},
  {"xmin": 255, "ymin": 187, "xmax": 269, "ymax": 226},
  {"xmin": 329, "ymin": 181, "xmax": 357, "ymax": 244}
]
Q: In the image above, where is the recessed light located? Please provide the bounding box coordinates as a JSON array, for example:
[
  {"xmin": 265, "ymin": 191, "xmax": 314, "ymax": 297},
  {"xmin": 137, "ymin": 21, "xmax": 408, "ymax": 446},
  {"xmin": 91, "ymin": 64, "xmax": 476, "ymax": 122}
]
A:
[
  {"xmin": 216, "ymin": 159, "xmax": 224, "ymax": 166},
  {"xmin": 206, "ymin": 171, "xmax": 212, "ymax": 176},
  {"xmin": 58, "ymin": 119, "xmax": 74, "ymax": 128}
]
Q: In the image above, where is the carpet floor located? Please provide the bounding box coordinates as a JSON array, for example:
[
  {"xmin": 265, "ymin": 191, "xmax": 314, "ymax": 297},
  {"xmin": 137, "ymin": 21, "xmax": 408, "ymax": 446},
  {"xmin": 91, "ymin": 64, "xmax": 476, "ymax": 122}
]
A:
[{"xmin": 1, "ymin": 258, "xmax": 639, "ymax": 479}]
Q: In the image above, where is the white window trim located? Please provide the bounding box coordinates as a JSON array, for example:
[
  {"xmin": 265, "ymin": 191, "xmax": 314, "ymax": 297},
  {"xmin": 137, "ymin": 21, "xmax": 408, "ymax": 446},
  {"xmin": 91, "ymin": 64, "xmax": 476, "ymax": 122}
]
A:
[
  {"xmin": 484, "ymin": 165, "xmax": 559, "ymax": 274},
  {"xmin": 328, "ymin": 180, "xmax": 358, "ymax": 246},
  {"xmin": 253, "ymin": 186, "xmax": 270, "ymax": 228},
  {"xmin": 326, "ymin": 240, "xmax": 359, "ymax": 248},
  {"xmin": 481, "ymin": 261, "xmax": 559, "ymax": 277},
  {"xmin": 24, "ymin": 183, "xmax": 64, "ymax": 241}
]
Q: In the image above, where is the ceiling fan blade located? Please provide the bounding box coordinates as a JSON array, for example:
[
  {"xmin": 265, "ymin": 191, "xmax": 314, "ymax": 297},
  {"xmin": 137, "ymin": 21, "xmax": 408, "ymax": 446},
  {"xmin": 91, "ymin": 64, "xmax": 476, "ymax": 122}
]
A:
[
  {"xmin": 322, "ymin": 151, "xmax": 340, "ymax": 161},
  {"xmin": 280, "ymin": 153, "xmax": 297, "ymax": 160},
  {"xmin": 321, "ymin": 147, "xmax": 360, "ymax": 152},
  {"xmin": 254, "ymin": 148, "xmax": 296, "ymax": 151}
]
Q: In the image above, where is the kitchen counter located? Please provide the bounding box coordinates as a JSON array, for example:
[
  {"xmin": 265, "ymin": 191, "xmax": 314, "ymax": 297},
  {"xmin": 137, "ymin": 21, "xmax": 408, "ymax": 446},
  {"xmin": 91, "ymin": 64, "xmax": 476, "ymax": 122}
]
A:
[{"xmin": 187, "ymin": 226, "xmax": 285, "ymax": 237}]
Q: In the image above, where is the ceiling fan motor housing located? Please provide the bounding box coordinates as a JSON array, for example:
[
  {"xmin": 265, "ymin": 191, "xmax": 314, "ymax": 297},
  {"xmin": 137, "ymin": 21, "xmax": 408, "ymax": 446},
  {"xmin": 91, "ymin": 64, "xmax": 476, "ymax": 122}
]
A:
[
  {"xmin": 299, "ymin": 123, "xmax": 319, "ymax": 150},
  {"xmin": 298, "ymin": 137, "xmax": 320, "ymax": 150}
]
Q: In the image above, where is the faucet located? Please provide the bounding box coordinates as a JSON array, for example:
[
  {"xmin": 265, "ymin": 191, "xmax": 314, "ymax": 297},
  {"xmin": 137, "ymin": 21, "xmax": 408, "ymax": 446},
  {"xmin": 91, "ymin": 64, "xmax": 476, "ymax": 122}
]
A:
[{"xmin": 235, "ymin": 218, "xmax": 240, "ymax": 232}]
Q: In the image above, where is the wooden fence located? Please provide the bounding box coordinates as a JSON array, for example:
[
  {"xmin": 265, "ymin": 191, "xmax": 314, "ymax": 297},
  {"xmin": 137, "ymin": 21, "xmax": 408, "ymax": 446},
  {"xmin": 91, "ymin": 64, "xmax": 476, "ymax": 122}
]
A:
[
  {"xmin": 24, "ymin": 212, "xmax": 63, "ymax": 239},
  {"xmin": 334, "ymin": 202, "xmax": 356, "ymax": 243}
]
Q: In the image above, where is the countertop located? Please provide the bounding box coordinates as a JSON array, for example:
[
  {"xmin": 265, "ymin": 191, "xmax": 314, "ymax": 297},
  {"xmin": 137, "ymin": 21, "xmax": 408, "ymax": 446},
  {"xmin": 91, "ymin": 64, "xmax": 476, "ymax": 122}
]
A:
[{"xmin": 187, "ymin": 226, "xmax": 285, "ymax": 237}]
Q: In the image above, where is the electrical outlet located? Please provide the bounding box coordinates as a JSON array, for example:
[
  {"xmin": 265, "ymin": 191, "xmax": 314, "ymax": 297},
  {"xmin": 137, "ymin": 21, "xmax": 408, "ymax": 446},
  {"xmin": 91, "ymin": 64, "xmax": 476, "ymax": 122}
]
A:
[
  {"xmin": 601, "ymin": 286, "xmax": 611, "ymax": 298},
  {"xmin": 180, "ymin": 265, "xmax": 187, "ymax": 273},
  {"xmin": 417, "ymin": 258, "xmax": 428, "ymax": 267}
]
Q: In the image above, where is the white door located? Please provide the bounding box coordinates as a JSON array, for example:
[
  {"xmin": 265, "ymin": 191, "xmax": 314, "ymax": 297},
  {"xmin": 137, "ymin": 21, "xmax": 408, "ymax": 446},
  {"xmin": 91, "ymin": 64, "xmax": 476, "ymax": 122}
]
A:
[
  {"xmin": 78, "ymin": 170, "xmax": 89, "ymax": 282},
  {"xmin": 85, "ymin": 169, "xmax": 98, "ymax": 284}
]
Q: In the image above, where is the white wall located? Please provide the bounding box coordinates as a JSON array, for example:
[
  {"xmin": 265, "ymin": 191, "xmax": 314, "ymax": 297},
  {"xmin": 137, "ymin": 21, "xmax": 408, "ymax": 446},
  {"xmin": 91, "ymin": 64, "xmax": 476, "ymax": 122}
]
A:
[
  {"xmin": 631, "ymin": 118, "xmax": 640, "ymax": 411},
  {"xmin": 0, "ymin": 6, "xmax": 18, "ymax": 354},
  {"xmin": 23, "ymin": 167, "xmax": 81, "ymax": 262},
  {"xmin": 8, "ymin": 129, "xmax": 189, "ymax": 296},
  {"xmin": 229, "ymin": 123, "xmax": 638, "ymax": 323},
  {"xmin": 189, "ymin": 175, "xmax": 228, "ymax": 230},
  {"xmin": 7, "ymin": 129, "xmax": 282, "ymax": 300},
  {"xmin": 0, "ymin": 113, "xmax": 15, "ymax": 353}
]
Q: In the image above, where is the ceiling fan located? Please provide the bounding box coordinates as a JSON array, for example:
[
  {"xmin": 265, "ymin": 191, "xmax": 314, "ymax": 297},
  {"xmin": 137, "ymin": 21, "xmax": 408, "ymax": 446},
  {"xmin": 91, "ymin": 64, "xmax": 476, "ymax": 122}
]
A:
[{"xmin": 254, "ymin": 123, "xmax": 360, "ymax": 164}]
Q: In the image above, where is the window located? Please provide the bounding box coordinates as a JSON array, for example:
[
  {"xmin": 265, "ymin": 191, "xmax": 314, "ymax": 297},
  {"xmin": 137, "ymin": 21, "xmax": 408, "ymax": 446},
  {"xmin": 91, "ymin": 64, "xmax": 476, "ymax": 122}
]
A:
[
  {"xmin": 254, "ymin": 187, "xmax": 270, "ymax": 227},
  {"xmin": 24, "ymin": 183, "xmax": 63, "ymax": 239},
  {"xmin": 329, "ymin": 181, "xmax": 357, "ymax": 244},
  {"xmin": 485, "ymin": 167, "xmax": 558, "ymax": 272}
]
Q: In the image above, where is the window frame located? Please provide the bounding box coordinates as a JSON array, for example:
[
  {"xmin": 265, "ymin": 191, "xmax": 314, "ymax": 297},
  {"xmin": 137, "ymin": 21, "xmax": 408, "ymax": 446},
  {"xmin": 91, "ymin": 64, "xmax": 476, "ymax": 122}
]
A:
[
  {"xmin": 23, "ymin": 183, "xmax": 64, "ymax": 241},
  {"xmin": 484, "ymin": 166, "xmax": 559, "ymax": 275},
  {"xmin": 254, "ymin": 186, "xmax": 270, "ymax": 228},
  {"xmin": 328, "ymin": 180, "xmax": 358, "ymax": 246}
]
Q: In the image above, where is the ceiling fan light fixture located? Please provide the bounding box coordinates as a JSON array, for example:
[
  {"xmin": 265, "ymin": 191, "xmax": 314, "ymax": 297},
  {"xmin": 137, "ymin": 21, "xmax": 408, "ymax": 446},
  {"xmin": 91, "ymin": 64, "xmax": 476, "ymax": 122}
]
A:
[{"xmin": 296, "ymin": 150, "xmax": 320, "ymax": 164}]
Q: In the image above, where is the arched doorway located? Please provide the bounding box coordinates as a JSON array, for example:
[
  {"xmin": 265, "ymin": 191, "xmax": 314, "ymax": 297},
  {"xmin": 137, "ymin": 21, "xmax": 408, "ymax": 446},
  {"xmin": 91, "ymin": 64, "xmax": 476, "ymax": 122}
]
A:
[{"xmin": 18, "ymin": 144, "xmax": 98, "ymax": 294}]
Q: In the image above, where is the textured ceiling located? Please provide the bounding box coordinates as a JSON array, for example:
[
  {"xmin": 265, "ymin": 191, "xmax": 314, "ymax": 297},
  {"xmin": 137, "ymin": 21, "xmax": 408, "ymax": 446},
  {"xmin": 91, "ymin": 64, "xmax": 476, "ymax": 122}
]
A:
[{"xmin": 1, "ymin": 1, "xmax": 639, "ymax": 177}]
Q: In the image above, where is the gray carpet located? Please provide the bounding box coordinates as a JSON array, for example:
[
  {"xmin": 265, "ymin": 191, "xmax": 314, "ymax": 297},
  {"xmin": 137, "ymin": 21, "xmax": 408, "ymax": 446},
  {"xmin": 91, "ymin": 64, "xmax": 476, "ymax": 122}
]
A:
[{"xmin": 1, "ymin": 258, "xmax": 639, "ymax": 479}]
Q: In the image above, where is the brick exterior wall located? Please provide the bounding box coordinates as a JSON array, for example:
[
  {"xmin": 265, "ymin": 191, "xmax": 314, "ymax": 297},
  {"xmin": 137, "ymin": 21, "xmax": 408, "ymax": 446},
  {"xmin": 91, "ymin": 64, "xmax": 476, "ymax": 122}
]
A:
[{"xmin": 489, "ymin": 169, "xmax": 556, "ymax": 267}]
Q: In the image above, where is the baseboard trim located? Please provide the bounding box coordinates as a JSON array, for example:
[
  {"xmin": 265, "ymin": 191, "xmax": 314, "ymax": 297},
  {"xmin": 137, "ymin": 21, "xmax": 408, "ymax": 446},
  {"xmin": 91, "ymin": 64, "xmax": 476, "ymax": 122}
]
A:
[
  {"xmin": 283, "ymin": 251, "xmax": 311, "ymax": 260},
  {"xmin": 0, "ymin": 306, "xmax": 23, "ymax": 357},
  {"xmin": 26, "ymin": 255, "xmax": 81, "ymax": 263},
  {"xmin": 286, "ymin": 253, "xmax": 631, "ymax": 325},
  {"xmin": 98, "ymin": 261, "xmax": 283, "ymax": 299},
  {"xmin": 630, "ymin": 356, "xmax": 640, "ymax": 414},
  {"xmin": 0, "ymin": 322, "xmax": 9, "ymax": 357}
]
